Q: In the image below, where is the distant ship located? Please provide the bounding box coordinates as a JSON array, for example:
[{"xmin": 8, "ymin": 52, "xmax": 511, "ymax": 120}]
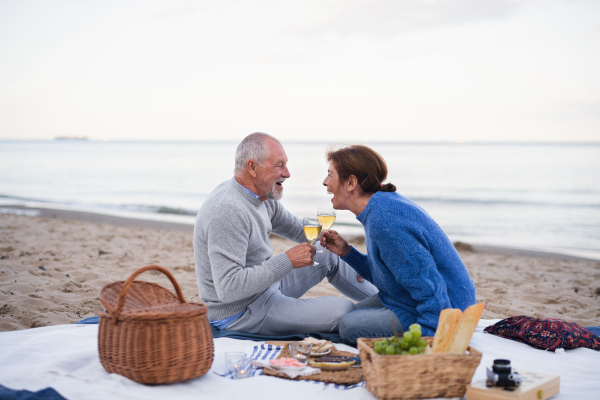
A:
[{"xmin": 54, "ymin": 136, "xmax": 89, "ymax": 141}]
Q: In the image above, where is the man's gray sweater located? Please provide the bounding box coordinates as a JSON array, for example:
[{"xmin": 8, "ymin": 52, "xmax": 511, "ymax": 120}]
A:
[{"xmin": 193, "ymin": 178, "xmax": 306, "ymax": 321}]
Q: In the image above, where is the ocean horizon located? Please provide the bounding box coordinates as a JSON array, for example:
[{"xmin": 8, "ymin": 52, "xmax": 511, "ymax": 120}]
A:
[{"xmin": 1, "ymin": 140, "xmax": 599, "ymax": 260}]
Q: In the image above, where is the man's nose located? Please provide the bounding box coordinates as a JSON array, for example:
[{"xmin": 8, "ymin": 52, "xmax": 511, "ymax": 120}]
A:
[{"xmin": 282, "ymin": 165, "xmax": 291, "ymax": 178}]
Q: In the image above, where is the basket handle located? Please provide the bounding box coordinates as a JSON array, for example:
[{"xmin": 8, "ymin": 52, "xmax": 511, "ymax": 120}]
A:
[{"xmin": 112, "ymin": 265, "xmax": 187, "ymax": 324}]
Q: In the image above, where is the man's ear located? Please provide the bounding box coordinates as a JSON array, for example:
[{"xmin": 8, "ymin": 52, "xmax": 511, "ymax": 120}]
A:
[
  {"xmin": 347, "ymin": 175, "xmax": 358, "ymax": 191},
  {"xmin": 247, "ymin": 160, "xmax": 258, "ymax": 178}
]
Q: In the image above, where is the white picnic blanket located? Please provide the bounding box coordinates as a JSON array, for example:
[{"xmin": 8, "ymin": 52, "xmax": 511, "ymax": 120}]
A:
[{"xmin": 0, "ymin": 320, "xmax": 599, "ymax": 400}]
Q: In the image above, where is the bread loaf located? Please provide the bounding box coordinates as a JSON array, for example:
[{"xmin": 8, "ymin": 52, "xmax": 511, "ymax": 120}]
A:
[
  {"xmin": 446, "ymin": 303, "xmax": 485, "ymax": 355},
  {"xmin": 432, "ymin": 308, "xmax": 462, "ymax": 354}
]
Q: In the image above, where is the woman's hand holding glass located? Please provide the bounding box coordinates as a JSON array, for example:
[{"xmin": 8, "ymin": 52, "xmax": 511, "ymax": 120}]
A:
[{"xmin": 320, "ymin": 229, "xmax": 351, "ymax": 258}]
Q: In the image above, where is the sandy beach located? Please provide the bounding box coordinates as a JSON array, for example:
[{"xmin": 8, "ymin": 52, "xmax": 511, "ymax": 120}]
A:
[{"xmin": 1, "ymin": 211, "xmax": 599, "ymax": 332}]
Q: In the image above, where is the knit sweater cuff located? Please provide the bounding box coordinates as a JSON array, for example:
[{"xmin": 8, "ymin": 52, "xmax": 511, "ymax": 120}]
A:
[
  {"xmin": 342, "ymin": 246, "xmax": 367, "ymax": 268},
  {"xmin": 267, "ymin": 252, "xmax": 294, "ymax": 278}
]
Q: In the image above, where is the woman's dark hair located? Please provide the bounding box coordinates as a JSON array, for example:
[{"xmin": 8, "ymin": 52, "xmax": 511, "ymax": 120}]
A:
[{"xmin": 326, "ymin": 145, "xmax": 396, "ymax": 193}]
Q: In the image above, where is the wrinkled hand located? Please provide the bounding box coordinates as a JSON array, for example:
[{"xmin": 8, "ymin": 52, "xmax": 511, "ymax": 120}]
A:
[
  {"xmin": 320, "ymin": 230, "xmax": 351, "ymax": 257},
  {"xmin": 285, "ymin": 242, "xmax": 316, "ymax": 268}
]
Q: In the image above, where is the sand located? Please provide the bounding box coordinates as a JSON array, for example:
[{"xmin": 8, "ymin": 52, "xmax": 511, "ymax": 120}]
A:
[{"xmin": 1, "ymin": 212, "xmax": 599, "ymax": 332}]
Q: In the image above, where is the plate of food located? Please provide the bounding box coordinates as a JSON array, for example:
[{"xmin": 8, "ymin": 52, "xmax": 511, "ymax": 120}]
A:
[
  {"xmin": 308, "ymin": 359, "xmax": 356, "ymax": 371},
  {"xmin": 269, "ymin": 357, "xmax": 306, "ymax": 371},
  {"xmin": 310, "ymin": 348, "xmax": 332, "ymax": 357},
  {"xmin": 300, "ymin": 337, "xmax": 335, "ymax": 357}
]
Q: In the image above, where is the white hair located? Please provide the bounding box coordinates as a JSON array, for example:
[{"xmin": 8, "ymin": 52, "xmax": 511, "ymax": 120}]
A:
[{"xmin": 234, "ymin": 132, "xmax": 279, "ymax": 175}]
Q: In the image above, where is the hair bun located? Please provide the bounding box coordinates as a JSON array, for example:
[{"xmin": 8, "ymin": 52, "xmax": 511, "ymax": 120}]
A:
[{"xmin": 379, "ymin": 183, "xmax": 396, "ymax": 192}]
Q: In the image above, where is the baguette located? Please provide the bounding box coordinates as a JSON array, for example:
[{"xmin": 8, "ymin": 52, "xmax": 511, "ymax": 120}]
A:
[
  {"xmin": 446, "ymin": 303, "xmax": 485, "ymax": 355},
  {"xmin": 432, "ymin": 308, "xmax": 462, "ymax": 354}
]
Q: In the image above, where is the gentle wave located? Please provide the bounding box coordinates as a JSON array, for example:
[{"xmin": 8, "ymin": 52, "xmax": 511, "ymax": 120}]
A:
[
  {"xmin": 411, "ymin": 196, "xmax": 600, "ymax": 209},
  {"xmin": 0, "ymin": 194, "xmax": 198, "ymax": 217},
  {"xmin": 4, "ymin": 192, "xmax": 599, "ymax": 221},
  {"xmin": 2, "ymin": 192, "xmax": 599, "ymax": 218}
]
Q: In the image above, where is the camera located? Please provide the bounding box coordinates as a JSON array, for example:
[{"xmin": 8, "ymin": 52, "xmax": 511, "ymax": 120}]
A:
[{"xmin": 486, "ymin": 359, "xmax": 522, "ymax": 388}]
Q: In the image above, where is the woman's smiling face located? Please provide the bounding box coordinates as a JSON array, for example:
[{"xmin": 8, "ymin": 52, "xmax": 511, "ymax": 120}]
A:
[{"xmin": 323, "ymin": 161, "xmax": 348, "ymax": 210}]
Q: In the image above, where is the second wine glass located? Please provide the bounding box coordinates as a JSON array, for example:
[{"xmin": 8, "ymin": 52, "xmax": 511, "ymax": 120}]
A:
[
  {"xmin": 317, "ymin": 206, "xmax": 336, "ymax": 253},
  {"xmin": 302, "ymin": 216, "xmax": 322, "ymax": 266}
]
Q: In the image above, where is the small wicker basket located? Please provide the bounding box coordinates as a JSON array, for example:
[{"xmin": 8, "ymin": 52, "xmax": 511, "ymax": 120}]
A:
[
  {"xmin": 98, "ymin": 265, "xmax": 214, "ymax": 384},
  {"xmin": 357, "ymin": 337, "xmax": 482, "ymax": 400}
]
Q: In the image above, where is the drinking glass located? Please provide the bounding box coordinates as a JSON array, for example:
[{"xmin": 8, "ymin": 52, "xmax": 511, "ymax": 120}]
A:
[
  {"xmin": 288, "ymin": 342, "xmax": 313, "ymax": 365},
  {"xmin": 302, "ymin": 216, "xmax": 322, "ymax": 266},
  {"xmin": 317, "ymin": 206, "xmax": 336, "ymax": 253},
  {"xmin": 225, "ymin": 352, "xmax": 252, "ymax": 379}
]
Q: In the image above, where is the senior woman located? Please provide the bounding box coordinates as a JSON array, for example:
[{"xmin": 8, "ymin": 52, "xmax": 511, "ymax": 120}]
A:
[{"xmin": 320, "ymin": 145, "xmax": 476, "ymax": 344}]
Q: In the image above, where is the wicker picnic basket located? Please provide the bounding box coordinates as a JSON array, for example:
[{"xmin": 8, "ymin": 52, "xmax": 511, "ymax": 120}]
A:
[
  {"xmin": 98, "ymin": 265, "xmax": 214, "ymax": 384},
  {"xmin": 357, "ymin": 337, "xmax": 481, "ymax": 400}
]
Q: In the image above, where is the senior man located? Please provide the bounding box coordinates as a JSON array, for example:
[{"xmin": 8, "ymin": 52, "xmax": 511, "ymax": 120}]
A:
[{"xmin": 193, "ymin": 132, "xmax": 377, "ymax": 335}]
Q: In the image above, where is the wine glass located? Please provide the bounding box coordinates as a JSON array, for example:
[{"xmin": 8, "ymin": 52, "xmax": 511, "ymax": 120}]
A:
[
  {"xmin": 302, "ymin": 217, "xmax": 322, "ymax": 266},
  {"xmin": 317, "ymin": 206, "xmax": 336, "ymax": 253}
]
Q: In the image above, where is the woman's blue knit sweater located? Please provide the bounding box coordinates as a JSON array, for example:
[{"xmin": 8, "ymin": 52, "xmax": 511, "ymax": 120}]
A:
[{"xmin": 343, "ymin": 191, "xmax": 476, "ymax": 336}]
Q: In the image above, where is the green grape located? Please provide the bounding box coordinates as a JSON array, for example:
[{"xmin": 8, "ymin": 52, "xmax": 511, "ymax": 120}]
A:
[{"xmin": 374, "ymin": 327, "xmax": 428, "ymax": 356}]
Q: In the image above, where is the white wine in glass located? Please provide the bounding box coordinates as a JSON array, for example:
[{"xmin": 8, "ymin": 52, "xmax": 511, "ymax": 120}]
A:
[
  {"xmin": 317, "ymin": 206, "xmax": 336, "ymax": 253},
  {"xmin": 302, "ymin": 217, "xmax": 322, "ymax": 266}
]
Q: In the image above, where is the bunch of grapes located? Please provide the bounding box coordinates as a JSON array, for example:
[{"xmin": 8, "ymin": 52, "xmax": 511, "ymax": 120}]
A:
[{"xmin": 373, "ymin": 323, "xmax": 428, "ymax": 355}]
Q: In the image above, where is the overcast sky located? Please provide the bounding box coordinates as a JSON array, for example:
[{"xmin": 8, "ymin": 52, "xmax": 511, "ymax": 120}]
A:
[{"xmin": 1, "ymin": 0, "xmax": 599, "ymax": 143}]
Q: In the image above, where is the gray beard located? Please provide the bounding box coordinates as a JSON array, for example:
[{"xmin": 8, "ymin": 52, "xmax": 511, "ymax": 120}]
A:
[{"xmin": 266, "ymin": 182, "xmax": 283, "ymax": 200}]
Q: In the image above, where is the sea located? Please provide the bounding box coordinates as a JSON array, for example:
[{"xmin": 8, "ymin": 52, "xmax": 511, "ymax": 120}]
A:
[{"xmin": 1, "ymin": 140, "xmax": 599, "ymax": 260}]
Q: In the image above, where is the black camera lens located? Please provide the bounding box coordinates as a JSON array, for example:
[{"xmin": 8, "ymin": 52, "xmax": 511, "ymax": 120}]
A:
[{"xmin": 492, "ymin": 359, "xmax": 512, "ymax": 373}]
